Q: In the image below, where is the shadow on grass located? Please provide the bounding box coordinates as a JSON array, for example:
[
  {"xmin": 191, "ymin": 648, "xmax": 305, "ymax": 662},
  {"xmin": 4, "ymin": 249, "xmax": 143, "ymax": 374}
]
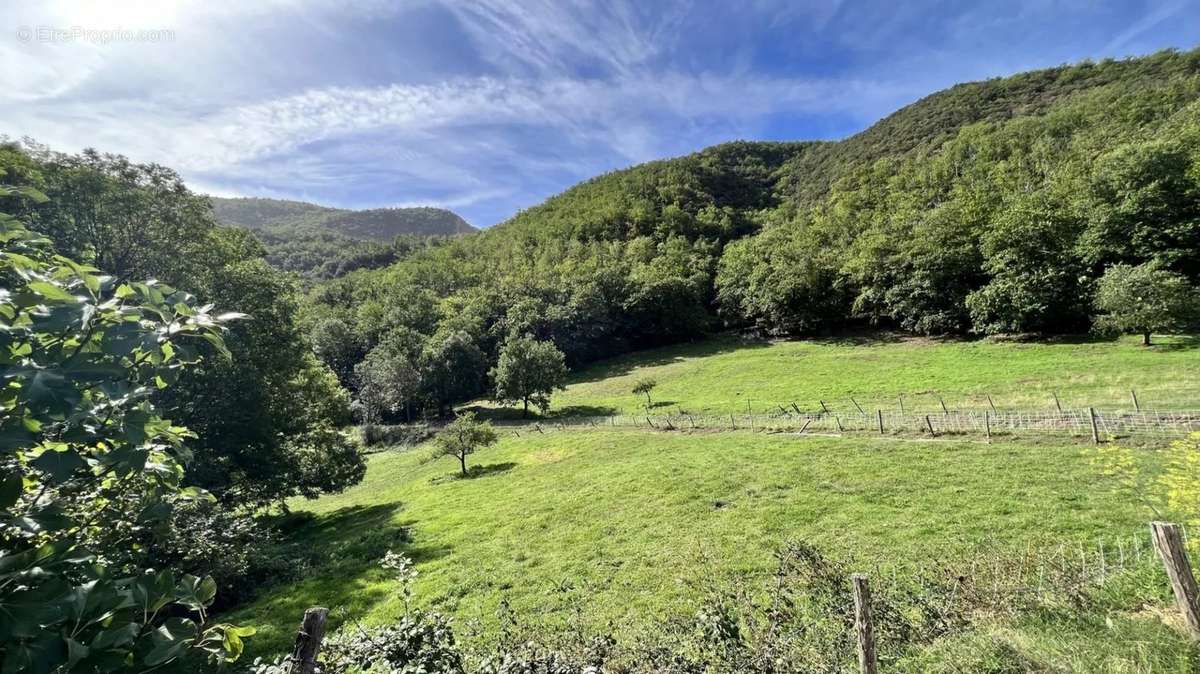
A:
[
  {"xmin": 430, "ymin": 462, "xmax": 517, "ymax": 484},
  {"xmin": 461, "ymin": 404, "xmax": 620, "ymax": 422},
  {"xmin": 549, "ymin": 404, "xmax": 618, "ymax": 418},
  {"xmin": 808, "ymin": 330, "xmax": 911, "ymax": 347},
  {"xmin": 566, "ymin": 335, "xmax": 770, "ymax": 385},
  {"xmin": 1150, "ymin": 335, "xmax": 1200, "ymax": 351},
  {"xmin": 219, "ymin": 501, "xmax": 454, "ymax": 661}
]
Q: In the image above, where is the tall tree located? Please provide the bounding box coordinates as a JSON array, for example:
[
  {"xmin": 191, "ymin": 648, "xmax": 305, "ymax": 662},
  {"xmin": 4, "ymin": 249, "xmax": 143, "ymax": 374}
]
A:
[
  {"xmin": 491, "ymin": 335, "xmax": 568, "ymax": 417},
  {"xmin": 420, "ymin": 331, "xmax": 486, "ymax": 416},
  {"xmin": 1093, "ymin": 262, "xmax": 1197, "ymax": 345},
  {"xmin": 160, "ymin": 258, "xmax": 364, "ymax": 506},
  {"xmin": 356, "ymin": 346, "xmax": 422, "ymax": 423}
]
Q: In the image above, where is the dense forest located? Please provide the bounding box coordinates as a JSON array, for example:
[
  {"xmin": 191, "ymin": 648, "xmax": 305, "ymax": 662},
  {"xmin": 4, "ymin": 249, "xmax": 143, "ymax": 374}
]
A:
[
  {"xmin": 210, "ymin": 197, "xmax": 475, "ymax": 279},
  {"xmin": 303, "ymin": 48, "xmax": 1200, "ymax": 421}
]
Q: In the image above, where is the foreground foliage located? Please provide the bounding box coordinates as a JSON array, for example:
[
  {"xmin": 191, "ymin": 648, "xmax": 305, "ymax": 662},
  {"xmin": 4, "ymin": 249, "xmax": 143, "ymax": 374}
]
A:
[
  {"xmin": 0, "ymin": 142, "xmax": 365, "ymax": 509},
  {"xmin": 0, "ymin": 207, "xmax": 250, "ymax": 671}
]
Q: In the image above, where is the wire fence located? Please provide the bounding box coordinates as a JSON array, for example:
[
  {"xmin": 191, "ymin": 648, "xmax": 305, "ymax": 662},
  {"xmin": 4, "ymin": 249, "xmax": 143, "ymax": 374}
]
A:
[{"xmin": 525, "ymin": 407, "xmax": 1200, "ymax": 440}]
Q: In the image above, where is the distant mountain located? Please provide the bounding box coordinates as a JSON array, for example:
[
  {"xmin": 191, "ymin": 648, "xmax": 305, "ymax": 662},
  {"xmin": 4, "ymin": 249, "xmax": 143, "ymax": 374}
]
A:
[
  {"xmin": 208, "ymin": 197, "xmax": 475, "ymax": 279},
  {"xmin": 209, "ymin": 196, "xmax": 476, "ymax": 240}
]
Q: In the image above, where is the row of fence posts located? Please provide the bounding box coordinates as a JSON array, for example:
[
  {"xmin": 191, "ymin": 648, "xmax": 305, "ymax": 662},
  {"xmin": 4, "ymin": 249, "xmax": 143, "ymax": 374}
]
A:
[
  {"xmin": 556, "ymin": 386, "xmax": 1200, "ymax": 441},
  {"xmin": 282, "ymin": 521, "xmax": 1200, "ymax": 674},
  {"xmin": 593, "ymin": 407, "xmax": 1187, "ymax": 442}
]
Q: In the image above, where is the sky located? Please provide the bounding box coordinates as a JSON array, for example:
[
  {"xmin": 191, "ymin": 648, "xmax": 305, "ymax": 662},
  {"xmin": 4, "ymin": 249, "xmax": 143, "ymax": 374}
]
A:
[{"xmin": 2, "ymin": 1, "xmax": 1198, "ymax": 227}]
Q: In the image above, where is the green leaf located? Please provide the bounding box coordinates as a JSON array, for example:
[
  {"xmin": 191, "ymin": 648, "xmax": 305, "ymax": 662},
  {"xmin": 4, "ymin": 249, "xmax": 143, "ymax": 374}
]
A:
[
  {"xmin": 31, "ymin": 448, "xmax": 86, "ymax": 483},
  {"xmin": 143, "ymin": 617, "xmax": 198, "ymax": 666},
  {"xmin": 0, "ymin": 472, "xmax": 23, "ymax": 509},
  {"xmin": 26, "ymin": 281, "xmax": 77, "ymax": 302},
  {"xmin": 174, "ymin": 574, "xmax": 217, "ymax": 611}
]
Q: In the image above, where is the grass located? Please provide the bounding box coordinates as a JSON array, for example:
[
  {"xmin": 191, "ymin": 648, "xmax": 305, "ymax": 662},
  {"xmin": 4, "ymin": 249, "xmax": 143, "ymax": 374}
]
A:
[
  {"xmin": 233, "ymin": 429, "xmax": 1166, "ymax": 658},
  {"xmin": 522, "ymin": 333, "xmax": 1200, "ymax": 418},
  {"xmin": 229, "ymin": 334, "xmax": 1200, "ymax": 669}
]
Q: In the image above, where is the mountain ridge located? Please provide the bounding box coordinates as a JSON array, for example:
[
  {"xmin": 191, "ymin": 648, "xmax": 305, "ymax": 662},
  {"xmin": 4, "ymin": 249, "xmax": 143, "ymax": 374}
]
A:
[{"xmin": 209, "ymin": 196, "xmax": 476, "ymax": 240}]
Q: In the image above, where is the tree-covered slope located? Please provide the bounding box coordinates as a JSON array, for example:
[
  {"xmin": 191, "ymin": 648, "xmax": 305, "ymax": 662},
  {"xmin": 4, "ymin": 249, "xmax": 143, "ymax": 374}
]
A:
[
  {"xmin": 210, "ymin": 197, "xmax": 475, "ymax": 239},
  {"xmin": 303, "ymin": 48, "xmax": 1200, "ymax": 422},
  {"xmin": 209, "ymin": 197, "xmax": 474, "ymax": 279}
]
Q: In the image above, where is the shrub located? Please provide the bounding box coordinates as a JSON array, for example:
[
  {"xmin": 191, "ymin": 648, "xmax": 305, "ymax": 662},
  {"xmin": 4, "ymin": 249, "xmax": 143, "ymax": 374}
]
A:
[
  {"xmin": 361, "ymin": 423, "xmax": 436, "ymax": 449},
  {"xmin": 322, "ymin": 612, "xmax": 463, "ymax": 674}
]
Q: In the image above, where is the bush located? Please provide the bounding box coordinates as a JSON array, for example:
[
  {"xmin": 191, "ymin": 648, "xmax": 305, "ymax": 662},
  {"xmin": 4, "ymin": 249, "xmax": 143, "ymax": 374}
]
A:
[
  {"xmin": 140, "ymin": 502, "xmax": 306, "ymax": 610},
  {"xmin": 361, "ymin": 423, "xmax": 436, "ymax": 449},
  {"xmin": 322, "ymin": 612, "xmax": 463, "ymax": 674}
]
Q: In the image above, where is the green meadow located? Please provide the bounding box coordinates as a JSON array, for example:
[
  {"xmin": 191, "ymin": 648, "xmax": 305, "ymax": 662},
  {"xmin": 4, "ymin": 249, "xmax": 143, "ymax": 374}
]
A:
[
  {"xmin": 233, "ymin": 335, "xmax": 1200, "ymax": 669},
  {"xmin": 543, "ymin": 334, "xmax": 1200, "ymax": 417}
]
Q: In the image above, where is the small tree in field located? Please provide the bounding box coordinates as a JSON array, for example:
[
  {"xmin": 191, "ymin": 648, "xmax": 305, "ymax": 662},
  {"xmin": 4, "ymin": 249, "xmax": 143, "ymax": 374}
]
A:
[
  {"xmin": 1093, "ymin": 262, "xmax": 1197, "ymax": 345},
  {"xmin": 434, "ymin": 413, "xmax": 498, "ymax": 476},
  {"xmin": 632, "ymin": 377, "xmax": 658, "ymax": 408},
  {"xmin": 491, "ymin": 335, "xmax": 568, "ymax": 417}
]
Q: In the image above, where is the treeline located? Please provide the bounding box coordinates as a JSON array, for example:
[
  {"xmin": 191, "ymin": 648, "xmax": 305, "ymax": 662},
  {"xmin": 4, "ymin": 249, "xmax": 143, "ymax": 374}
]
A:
[
  {"xmin": 0, "ymin": 142, "xmax": 365, "ymax": 507},
  {"xmin": 303, "ymin": 48, "xmax": 1200, "ymax": 421},
  {"xmin": 254, "ymin": 229, "xmax": 449, "ymax": 280}
]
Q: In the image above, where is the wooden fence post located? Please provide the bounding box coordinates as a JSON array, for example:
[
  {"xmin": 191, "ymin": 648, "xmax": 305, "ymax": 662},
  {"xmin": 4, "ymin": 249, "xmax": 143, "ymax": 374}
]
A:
[
  {"xmin": 851, "ymin": 396, "xmax": 866, "ymax": 415},
  {"xmin": 898, "ymin": 394, "xmax": 905, "ymax": 414},
  {"xmin": 984, "ymin": 410, "xmax": 992, "ymax": 442},
  {"xmin": 1150, "ymin": 522, "xmax": 1200, "ymax": 640},
  {"xmin": 987, "ymin": 394, "xmax": 997, "ymax": 413},
  {"xmin": 1089, "ymin": 407, "xmax": 1100, "ymax": 444},
  {"xmin": 925, "ymin": 414, "xmax": 936, "ymax": 436},
  {"xmin": 1053, "ymin": 392, "xmax": 1062, "ymax": 412},
  {"xmin": 938, "ymin": 395, "xmax": 948, "ymax": 414},
  {"xmin": 820, "ymin": 400, "xmax": 830, "ymax": 414},
  {"xmin": 851, "ymin": 574, "xmax": 878, "ymax": 674},
  {"xmin": 288, "ymin": 607, "xmax": 329, "ymax": 674},
  {"xmin": 835, "ymin": 416, "xmax": 844, "ymax": 432},
  {"xmin": 876, "ymin": 409, "xmax": 884, "ymax": 435},
  {"xmin": 1131, "ymin": 389, "xmax": 1141, "ymax": 412}
]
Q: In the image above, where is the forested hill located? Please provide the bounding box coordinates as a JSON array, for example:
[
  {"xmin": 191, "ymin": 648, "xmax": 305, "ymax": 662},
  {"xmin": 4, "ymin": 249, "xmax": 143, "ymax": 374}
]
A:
[
  {"xmin": 210, "ymin": 197, "xmax": 475, "ymax": 239},
  {"xmin": 209, "ymin": 197, "xmax": 475, "ymax": 279},
  {"xmin": 302, "ymin": 47, "xmax": 1200, "ymax": 420}
]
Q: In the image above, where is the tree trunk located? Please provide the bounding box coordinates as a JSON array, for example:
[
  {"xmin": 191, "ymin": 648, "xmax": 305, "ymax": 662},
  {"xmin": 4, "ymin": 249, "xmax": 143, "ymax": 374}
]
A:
[
  {"xmin": 645, "ymin": 392, "xmax": 652, "ymax": 408},
  {"xmin": 1144, "ymin": 331, "xmax": 1152, "ymax": 346},
  {"xmin": 523, "ymin": 398, "xmax": 529, "ymax": 418},
  {"xmin": 459, "ymin": 454, "xmax": 467, "ymax": 476}
]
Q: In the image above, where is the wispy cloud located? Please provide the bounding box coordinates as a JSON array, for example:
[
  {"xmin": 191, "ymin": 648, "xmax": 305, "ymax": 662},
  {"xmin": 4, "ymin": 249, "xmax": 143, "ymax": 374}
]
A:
[{"xmin": 1, "ymin": 0, "xmax": 1197, "ymax": 226}]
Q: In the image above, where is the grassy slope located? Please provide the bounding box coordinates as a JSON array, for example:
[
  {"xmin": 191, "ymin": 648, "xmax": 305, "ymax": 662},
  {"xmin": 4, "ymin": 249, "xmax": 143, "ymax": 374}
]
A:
[
  {"xmin": 544, "ymin": 334, "xmax": 1200, "ymax": 417},
  {"xmin": 232, "ymin": 335, "xmax": 1200, "ymax": 666}
]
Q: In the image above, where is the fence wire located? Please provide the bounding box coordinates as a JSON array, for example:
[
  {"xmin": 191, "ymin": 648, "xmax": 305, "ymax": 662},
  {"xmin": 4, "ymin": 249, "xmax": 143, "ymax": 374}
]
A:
[{"xmin": 533, "ymin": 407, "xmax": 1200, "ymax": 439}]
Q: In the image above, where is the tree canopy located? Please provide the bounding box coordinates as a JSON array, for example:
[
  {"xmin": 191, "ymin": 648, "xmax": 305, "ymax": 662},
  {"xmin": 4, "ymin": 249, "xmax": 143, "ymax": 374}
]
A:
[
  {"xmin": 433, "ymin": 413, "xmax": 498, "ymax": 477},
  {"xmin": 1093, "ymin": 262, "xmax": 1198, "ymax": 345},
  {"xmin": 491, "ymin": 335, "xmax": 568, "ymax": 417}
]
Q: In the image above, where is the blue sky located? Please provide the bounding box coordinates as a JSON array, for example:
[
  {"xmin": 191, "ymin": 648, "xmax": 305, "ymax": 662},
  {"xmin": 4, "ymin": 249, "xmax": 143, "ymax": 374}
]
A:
[{"xmin": 2, "ymin": 1, "xmax": 1198, "ymax": 227}]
